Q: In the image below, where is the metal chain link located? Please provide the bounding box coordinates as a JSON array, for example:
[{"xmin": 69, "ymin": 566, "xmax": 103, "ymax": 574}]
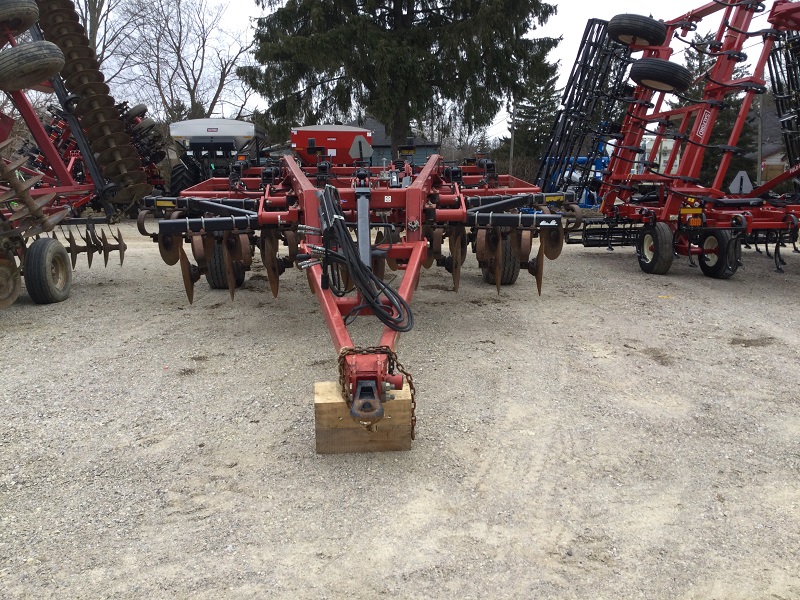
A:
[{"xmin": 337, "ymin": 346, "xmax": 417, "ymax": 439}]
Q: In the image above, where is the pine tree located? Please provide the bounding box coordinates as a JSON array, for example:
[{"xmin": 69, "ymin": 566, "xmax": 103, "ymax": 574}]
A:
[
  {"xmin": 496, "ymin": 62, "xmax": 559, "ymax": 161},
  {"xmin": 240, "ymin": 0, "xmax": 558, "ymax": 154}
]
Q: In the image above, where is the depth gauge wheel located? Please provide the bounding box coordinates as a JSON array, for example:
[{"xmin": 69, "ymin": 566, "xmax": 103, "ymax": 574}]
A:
[
  {"xmin": 481, "ymin": 236, "xmax": 520, "ymax": 285},
  {"xmin": 206, "ymin": 241, "xmax": 245, "ymax": 289},
  {"xmin": 637, "ymin": 222, "xmax": 674, "ymax": 275},
  {"xmin": 0, "ymin": 41, "xmax": 65, "ymax": 92},
  {"xmin": 0, "ymin": 255, "xmax": 22, "ymax": 308},
  {"xmin": 699, "ymin": 229, "xmax": 740, "ymax": 279},
  {"xmin": 0, "ymin": 0, "xmax": 39, "ymax": 36},
  {"xmin": 608, "ymin": 14, "xmax": 667, "ymax": 47},
  {"xmin": 630, "ymin": 58, "xmax": 693, "ymax": 94},
  {"xmin": 23, "ymin": 237, "xmax": 72, "ymax": 304}
]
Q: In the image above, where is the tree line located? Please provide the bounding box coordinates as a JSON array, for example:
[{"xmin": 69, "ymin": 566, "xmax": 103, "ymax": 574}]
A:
[{"xmin": 14, "ymin": 1, "xmax": 763, "ymax": 186}]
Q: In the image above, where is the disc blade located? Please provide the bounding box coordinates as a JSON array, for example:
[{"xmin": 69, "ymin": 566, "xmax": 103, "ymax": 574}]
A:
[
  {"xmin": 541, "ymin": 227, "xmax": 565, "ymax": 260},
  {"xmin": 158, "ymin": 232, "xmax": 181, "ymax": 266},
  {"xmin": 221, "ymin": 233, "xmax": 237, "ymax": 300},
  {"xmin": 179, "ymin": 246, "xmax": 195, "ymax": 304}
]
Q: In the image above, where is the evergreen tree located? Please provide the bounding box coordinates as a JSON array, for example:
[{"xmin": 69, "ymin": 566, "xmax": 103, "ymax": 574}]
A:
[
  {"xmin": 240, "ymin": 0, "xmax": 558, "ymax": 154},
  {"xmin": 494, "ymin": 61, "xmax": 559, "ymax": 161},
  {"xmin": 675, "ymin": 32, "xmax": 758, "ymax": 189}
]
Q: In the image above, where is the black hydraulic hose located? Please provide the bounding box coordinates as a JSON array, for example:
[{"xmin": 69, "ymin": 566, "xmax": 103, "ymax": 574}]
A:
[{"xmin": 319, "ymin": 186, "xmax": 413, "ymax": 332}]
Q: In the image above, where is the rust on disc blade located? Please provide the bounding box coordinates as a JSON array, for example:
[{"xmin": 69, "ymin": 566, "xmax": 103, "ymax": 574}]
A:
[
  {"xmin": 263, "ymin": 232, "xmax": 280, "ymax": 298},
  {"xmin": 528, "ymin": 245, "xmax": 544, "ymax": 296},
  {"xmin": 190, "ymin": 233, "xmax": 207, "ymax": 266},
  {"xmin": 88, "ymin": 130, "xmax": 130, "ymax": 154},
  {"xmin": 114, "ymin": 228, "xmax": 126, "ymax": 266},
  {"xmin": 178, "ymin": 246, "xmax": 195, "ymax": 304},
  {"xmin": 0, "ymin": 258, "xmax": 22, "ymax": 309},
  {"xmin": 158, "ymin": 232, "xmax": 181, "ymax": 266},
  {"xmin": 494, "ymin": 233, "xmax": 502, "ymax": 295},
  {"xmin": 221, "ymin": 232, "xmax": 237, "ymax": 300},
  {"xmin": 541, "ymin": 227, "xmax": 565, "ymax": 260},
  {"xmin": 451, "ymin": 232, "xmax": 463, "ymax": 292}
]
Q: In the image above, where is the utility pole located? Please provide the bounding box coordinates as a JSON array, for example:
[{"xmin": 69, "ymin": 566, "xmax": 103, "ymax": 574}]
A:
[{"xmin": 508, "ymin": 102, "xmax": 516, "ymax": 177}]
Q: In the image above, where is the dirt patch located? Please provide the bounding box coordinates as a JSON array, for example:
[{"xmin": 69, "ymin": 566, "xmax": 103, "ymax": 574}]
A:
[{"xmin": 1, "ymin": 222, "xmax": 799, "ymax": 598}]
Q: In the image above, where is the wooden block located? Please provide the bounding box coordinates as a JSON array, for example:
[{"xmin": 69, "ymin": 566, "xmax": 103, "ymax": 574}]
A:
[{"xmin": 314, "ymin": 381, "xmax": 412, "ymax": 454}]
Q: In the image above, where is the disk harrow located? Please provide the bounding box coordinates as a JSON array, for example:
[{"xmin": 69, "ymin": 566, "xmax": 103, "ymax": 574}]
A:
[
  {"xmin": 541, "ymin": 0, "xmax": 800, "ymax": 278},
  {"xmin": 35, "ymin": 0, "xmax": 152, "ymax": 209},
  {"xmin": 0, "ymin": 0, "xmax": 136, "ymax": 307},
  {"xmin": 140, "ymin": 129, "xmax": 568, "ymax": 436}
]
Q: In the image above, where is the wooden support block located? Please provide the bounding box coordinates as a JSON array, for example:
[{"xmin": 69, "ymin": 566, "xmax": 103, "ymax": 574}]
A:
[{"xmin": 314, "ymin": 381, "xmax": 413, "ymax": 454}]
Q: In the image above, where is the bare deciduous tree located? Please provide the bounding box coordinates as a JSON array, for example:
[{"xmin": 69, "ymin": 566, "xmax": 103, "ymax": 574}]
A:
[
  {"xmin": 112, "ymin": 0, "xmax": 255, "ymax": 123},
  {"xmin": 73, "ymin": 0, "xmax": 142, "ymax": 81}
]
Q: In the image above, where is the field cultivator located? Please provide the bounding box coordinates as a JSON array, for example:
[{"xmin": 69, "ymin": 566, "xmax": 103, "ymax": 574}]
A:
[
  {"xmin": 541, "ymin": 0, "xmax": 800, "ymax": 278},
  {"xmin": 1, "ymin": 0, "xmax": 160, "ymax": 308},
  {"xmin": 138, "ymin": 125, "xmax": 570, "ymax": 439}
]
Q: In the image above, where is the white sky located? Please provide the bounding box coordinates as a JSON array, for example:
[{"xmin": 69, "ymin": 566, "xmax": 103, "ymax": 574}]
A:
[{"xmin": 231, "ymin": 1, "xmax": 765, "ymax": 138}]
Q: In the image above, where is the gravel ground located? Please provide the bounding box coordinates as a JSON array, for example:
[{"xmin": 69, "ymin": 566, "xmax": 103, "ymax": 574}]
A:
[{"xmin": 2, "ymin": 221, "xmax": 799, "ymax": 599}]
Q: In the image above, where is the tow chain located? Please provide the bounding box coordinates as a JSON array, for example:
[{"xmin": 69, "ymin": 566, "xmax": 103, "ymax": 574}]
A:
[{"xmin": 337, "ymin": 346, "xmax": 417, "ymax": 439}]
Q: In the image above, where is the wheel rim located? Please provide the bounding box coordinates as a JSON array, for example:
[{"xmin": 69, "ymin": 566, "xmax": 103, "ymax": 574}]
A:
[
  {"xmin": 642, "ymin": 232, "xmax": 655, "ymax": 263},
  {"xmin": 640, "ymin": 78, "xmax": 675, "ymax": 92},
  {"xmin": 51, "ymin": 252, "xmax": 69, "ymax": 290},
  {"xmin": 703, "ymin": 236, "xmax": 720, "ymax": 267}
]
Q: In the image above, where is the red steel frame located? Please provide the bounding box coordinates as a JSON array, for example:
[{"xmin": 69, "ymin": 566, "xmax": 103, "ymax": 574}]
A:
[
  {"xmin": 160, "ymin": 150, "xmax": 562, "ymax": 407},
  {"xmin": 599, "ymin": 0, "xmax": 800, "ymax": 249}
]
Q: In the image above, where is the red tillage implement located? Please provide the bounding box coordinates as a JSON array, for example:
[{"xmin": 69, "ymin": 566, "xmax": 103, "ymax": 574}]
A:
[
  {"xmin": 538, "ymin": 0, "xmax": 800, "ymax": 276},
  {"xmin": 139, "ymin": 126, "xmax": 570, "ymax": 440}
]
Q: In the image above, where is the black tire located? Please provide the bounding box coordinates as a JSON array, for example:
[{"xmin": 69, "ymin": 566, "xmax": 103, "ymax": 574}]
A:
[
  {"xmin": 123, "ymin": 103, "xmax": 147, "ymax": 122},
  {"xmin": 205, "ymin": 241, "xmax": 245, "ymax": 289},
  {"xmin": 0, "ymin": 41, "xmax": 65, "ymax": 92},
  {"xmin": 0, "ymin": 0, "xmax": 39, "ymax": 36},
  {"xmin": 608, "ymin": 14, "xmax": 667, "ymax": 47},
  {"xmin": 168, "ymin": 163, "xmax": 198, "ymax": 196},
  {"xmin": 23, "ymin": 237, "xmax": 72, "ymax": 304},
  {"xmin": 699, "ymin": 229, "xmax": 740, "ymax": 279},
  {"xmin": 637, "ymin": 222, "xmax": 674, "ymax": 275},
  {"xmin": 133, "ymin": 117, "xmax": 156, "ymax": 135},
  {"xmin": 481, "ymin": 236, "xmax": 520, "ymax": 285},
  {"xmin": 630, "ymin": 58, "xmax": 693, "ymax": 94}
]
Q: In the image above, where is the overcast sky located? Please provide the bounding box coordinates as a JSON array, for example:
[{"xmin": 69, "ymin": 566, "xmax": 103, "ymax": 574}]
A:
[{"xmin": 235, "ymin": 1, "xmax": 765, "ymax": 137}]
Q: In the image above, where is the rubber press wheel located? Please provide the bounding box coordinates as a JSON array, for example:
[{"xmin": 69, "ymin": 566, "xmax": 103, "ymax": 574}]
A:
[
  {"xmin": 23, "ymin": 237, "xmax": 72, "ymax": 304},
  {"xmin": 0, "ymin": 41, "xmax": 65, "ymax": 92},
  {"xmin": 699, "ymin": 230, "xmax": 740, "ymax": 279},
  {"xmin": 205, "ymin": 241, "xmax": 245, "ymax": 289},
  {"xmin": 637, "ymin": 222, "xmax": 674, "ymax": 275},
  {"xmin": 0, "ymin": 0, "xmax": 39, "ymax": 36},
  {"xmin": 630, "ymin": 58, "xmax": 693, "ymax": 94},
  {"xmin": 481, "ymin": 236, "xmax": 520, "ymax": 285},
  {"xmin": 608, "ymin": 14, "xmax": 668, "ymax": 47}
]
